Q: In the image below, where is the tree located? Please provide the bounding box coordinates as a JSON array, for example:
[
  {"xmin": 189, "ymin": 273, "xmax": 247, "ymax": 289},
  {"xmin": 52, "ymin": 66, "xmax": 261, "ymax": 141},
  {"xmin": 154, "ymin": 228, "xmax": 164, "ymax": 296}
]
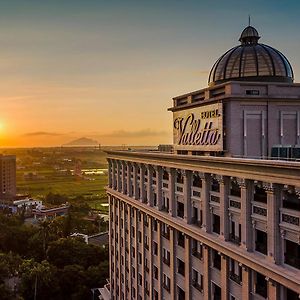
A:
[
  {"xmin": 47, "ymin": 237, "xmax": 107, "ymax": 269},
  {"xmin": 19, "ymin": 259, "xmax": 61, "ymax": 300}
]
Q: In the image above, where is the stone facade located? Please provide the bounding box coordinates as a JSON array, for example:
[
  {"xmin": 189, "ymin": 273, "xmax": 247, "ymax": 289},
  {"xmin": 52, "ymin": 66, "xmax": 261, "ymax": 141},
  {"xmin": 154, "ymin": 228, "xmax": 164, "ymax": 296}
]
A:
[{"xmin": 106, "ymin": 153, "xmax": 300, "ymax": 300}]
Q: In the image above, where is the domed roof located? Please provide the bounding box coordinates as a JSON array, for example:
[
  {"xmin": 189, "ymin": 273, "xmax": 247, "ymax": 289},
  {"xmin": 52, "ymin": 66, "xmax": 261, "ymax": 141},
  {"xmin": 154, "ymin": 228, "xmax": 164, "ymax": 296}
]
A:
[{"xmin": 208, "ymin": 25, "xmax": 294, "ymax": 86}]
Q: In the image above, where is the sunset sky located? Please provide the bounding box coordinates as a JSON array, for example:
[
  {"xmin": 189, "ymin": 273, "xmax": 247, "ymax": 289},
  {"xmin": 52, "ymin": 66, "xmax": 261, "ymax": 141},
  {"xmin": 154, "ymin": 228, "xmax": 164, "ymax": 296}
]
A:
[{"xmin": 0, "ymin": 0, "xmax": 300, "ymax": 147}]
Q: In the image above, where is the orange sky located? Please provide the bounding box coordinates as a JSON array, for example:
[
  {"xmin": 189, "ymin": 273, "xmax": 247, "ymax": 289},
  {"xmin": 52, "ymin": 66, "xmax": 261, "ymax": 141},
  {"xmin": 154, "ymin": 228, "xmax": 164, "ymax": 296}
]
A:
[{"xmin": 0, "ymin": 1, "xmax": 299, "ymax": 147}]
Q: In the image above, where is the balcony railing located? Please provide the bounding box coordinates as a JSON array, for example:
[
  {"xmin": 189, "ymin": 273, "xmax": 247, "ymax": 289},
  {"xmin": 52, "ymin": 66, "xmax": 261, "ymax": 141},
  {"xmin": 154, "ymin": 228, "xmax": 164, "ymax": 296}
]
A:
[
  {"xmin": 253, "ymin": 205, "xmax": 267, "ymax": 217},
  {"xmin": 191, "ymin": 217, "xmax": 202, "ymax": 227},
  {"xmin": 161, "ymin": 205, "xmax": 169, "ymax": 213},
  {"xmin": 192, "ymin": 190, "xmax": 201, "ymax": 198},
  {"xmin": 192, "ymin": 279, "xmax": 203, "ymax": 292},
  {"xmin": 281, "ymin": 211, "xmax": 300, "ymax": 226},
  {"xmin": 163, "ymin": 257, "xmax": 170, "ymax": 266},
  {"xmin": 229, "ymin": 234, "xmax": 241, "ymax": 245},
  {"xmin": 229, "ymin": 272, "xmax": 242, "ymax": 285},
  {"xmin": 192, "ymin": 247, "xmax": 202, "ymax": 259},
  {"xmin": 210, "ymin": 195, "xmax": 220, "ymax": 203}
]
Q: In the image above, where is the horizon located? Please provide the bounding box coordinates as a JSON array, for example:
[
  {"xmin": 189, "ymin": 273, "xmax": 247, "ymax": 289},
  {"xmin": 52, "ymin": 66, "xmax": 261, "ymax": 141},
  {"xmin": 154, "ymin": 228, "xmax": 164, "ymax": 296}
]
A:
[{"xmin": 1, "ymin": 0, "xmax": 300, "ymax": 147}]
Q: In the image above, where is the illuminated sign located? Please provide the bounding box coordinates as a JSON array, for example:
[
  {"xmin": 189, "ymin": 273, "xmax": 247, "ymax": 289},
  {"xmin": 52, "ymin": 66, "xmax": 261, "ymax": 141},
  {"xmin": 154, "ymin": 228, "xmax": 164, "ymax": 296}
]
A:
[{"xmin": 173, "ymin": 103, "xmax": 223, "ymax": 151}]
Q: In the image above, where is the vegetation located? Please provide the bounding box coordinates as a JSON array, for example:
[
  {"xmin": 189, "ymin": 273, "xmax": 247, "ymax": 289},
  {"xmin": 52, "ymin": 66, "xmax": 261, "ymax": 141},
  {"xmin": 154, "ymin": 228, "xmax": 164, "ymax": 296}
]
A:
[{"xmin": 0, "ymin": 213, "xmax": 109, "ymax": 300}]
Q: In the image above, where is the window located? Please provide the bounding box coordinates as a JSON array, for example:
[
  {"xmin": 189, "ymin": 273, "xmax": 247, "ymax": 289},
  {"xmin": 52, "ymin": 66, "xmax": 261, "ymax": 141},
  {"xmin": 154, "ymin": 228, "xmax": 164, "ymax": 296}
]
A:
[
  {"xmin": 177, "ymin": 202, "xmax": 184, "ymax": 218},
  {"xmin": 254, "ymin": 185, "xmax": 267, "ymax": 203},
  {"xmin": 212, "ymin": 283, "xmax": 221, "ymax": 300},
  {"xmin": 212, "ymin": 250, "xmax": 221, "ymax": 270},
  {"xmin": 177, "ymin": 258, "xmax": 185, "ymax": 276},
  {"xmin": 162, "ymin": 223, "xmax": 170, "ymax": 239},
  {"xmin": 153, "ymin": 266, "xmax": 158, "ymax": 280},
  {"xmin": 163, "ymin": 248, "xmax": 170, "ymax": 266},
  {"xmin": 191, "ymin": 239, "xmax": 203, "ymax": 259},
  {"xmin": 153, "ymin": 241, "xmax": 158, "ymax": 255},
  {"xmin": 192, "ymin": 174, "xmax": 202, "ymax": 188},
  {"xmin": 230, "ymin": 180, "xmax": 241, "ymax": 197},
  {"xmin": 285, "ymin": 239, "xmax": 300, "ymax": 269},
  {"xmin": 138, "ymin": 273, "xmax": 142, "ymax": 286},
  {"xmin": 177, "ymin": 286, "xmax": 185, "ymax": 300},
  {"xmin": 229, "ymin": 221, "xmax": 241, "ymax": 245},
  {"xmin": 255, "ymin": 272, "xmax": 267, "ymax": 298},
  {"xmin": 255, "ymin": 229, "xmax": 268, "ymax": 255},
  {"xmin": 192, "ymin": 269, "xmax": 203, "ymax": 291},
  {"xmin": 153, "ymin": 290, "xmax": 159, "ymax": 300},
  {"xmin": 177, "ymin": 231, "xmax": 185, "ymax": 248},
  {"xmin": 211, "ymin": 178, "xmax": 220, "ymax": 192},
  {"xmin": 153, "ymin": 219, "xmax": 158, "ymax": 231},
  {"xmin": 213, "ymin": 214, "xmax": 220, "ymax": 234},
  {"xmin": 138, "ymin": 252, "xmax": 142, "ymax": 264},
  {"xmin": 283, "ymin": 189, "xmax": 300, "ymax": 211},
  {"xmin": 163, "ymin": 274, "xmax": 170, "ymax": 292},
  {"xmin": 229, "ymin": 258, "xmax": 242, "ymax": 284}
]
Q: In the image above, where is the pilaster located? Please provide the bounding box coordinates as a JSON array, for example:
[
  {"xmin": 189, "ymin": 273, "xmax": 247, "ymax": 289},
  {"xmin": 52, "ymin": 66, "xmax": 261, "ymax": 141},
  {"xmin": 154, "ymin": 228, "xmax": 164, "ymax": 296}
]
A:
[
  {"xmin": 202, "ymin": 174, "xmax": 211, "ymax": 233},
  {"xmin": 240, "ymin": 179, "xmax": 253, "ymax": 251},
  {"xmin": 183, "ymin": 170, "xmax": 192, "ymax": 223},
  {"xmin": 241, "ymin": 265, "xmax": 251, "ymax": 300},
  {"xmin": 220, "ymin": 176, "xmax": 230, "ymax": 241},
  {"xmin": 203, "ymin": 245, "xmax": 211, "ymax": 300},
  {"xmin": 169, "ymin": 168, "xmax": 176, "ymax": 217}
]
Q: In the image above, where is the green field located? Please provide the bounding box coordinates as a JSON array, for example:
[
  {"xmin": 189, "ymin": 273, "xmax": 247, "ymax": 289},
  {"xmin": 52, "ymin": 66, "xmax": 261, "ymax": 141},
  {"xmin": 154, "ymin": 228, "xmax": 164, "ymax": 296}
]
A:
[{"xmin": 2, "ymin": 147, "xmax": 109, "ymax": 210}]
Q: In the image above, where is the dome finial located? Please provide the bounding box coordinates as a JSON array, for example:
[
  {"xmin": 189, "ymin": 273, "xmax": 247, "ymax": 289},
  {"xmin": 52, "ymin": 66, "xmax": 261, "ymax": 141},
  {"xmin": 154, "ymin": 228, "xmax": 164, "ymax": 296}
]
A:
[
  {"xmin": 239, "ymin": 22, "xmax": 260, "ymax": 45},
  {"xmin": 248, "ymin": 15, "xmax": 251, "ymax": 26}
]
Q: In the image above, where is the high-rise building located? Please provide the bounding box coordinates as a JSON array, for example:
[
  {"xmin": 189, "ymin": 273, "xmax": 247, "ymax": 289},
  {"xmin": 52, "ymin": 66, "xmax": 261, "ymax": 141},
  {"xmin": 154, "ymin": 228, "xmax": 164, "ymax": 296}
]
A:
[
  {"xmin": 104, "ymin": 25, "xmax": 300, "ymax": 300},
  {"xmin": 0, "ymin": 155, "xmax": 16, "ymax": 200}
]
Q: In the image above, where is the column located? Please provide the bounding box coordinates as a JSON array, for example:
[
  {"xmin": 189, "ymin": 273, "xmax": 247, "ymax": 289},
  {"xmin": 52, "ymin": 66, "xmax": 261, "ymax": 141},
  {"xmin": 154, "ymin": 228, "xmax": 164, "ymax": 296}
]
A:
[
  {"xmin": 148, "ymin": 218, "xmax": 153, "ymax": 299},
  {"xmin": 121, "ymin": 161, "xmax": 126, "ymax": 194},
  {"xmin": 202, "ymin": 174, "xmax": 211, "ymax": 233},
  {"xmin": 140, "ymin": 164, "xmax": 146, "ymax": 202},
  {"xmin": 127, "ymin": 205, "xmax": 132, "ymax": 300},
  {"xmin": 157, "ymin": 221, "xmax": 162, "ymax": 298},
  {"xmin": 133, "ymin": 163, "xmax": 138, "ymax": 200},
  {"xmin": 126, "ymin": 162, "xmax": 132, "ymax": 197},
  {"xmin": 221, "ymin": 254, "xmax": 229, "ymax": 300},
  {"xmin": 157, "ymin": 166, "xmax": 163, "ymax": 210},
  {"xmin": 116, "ymin": 161, "xmax": 121, "ymax": 192},
  {"xmin": 241, "ymin": 265, "xmax": 251, "ymax": 300},
  {"xmin": 183, "ymin": 170, "xmax": 192, "ymax": 224},
  {"xmin": 169, "ymin": 168, "xmax": 176, "ymax": 217},
  {"xmin": 203, "ymin": 245, "xmax": 211, "ymax": 300},
  {"xmin": 220, "ymin": 176, "xmax": 230, "ymax": 241},
  {"xmin": 184, "ymin": 236, "xmax": 191, "ymax": 300},
  {"xmin": 240, "ymin": 179, "xmax": 253, "ymax": 251},
  {"xmin": 169, "ymin": 228, "xmax": 176, "ymax": 299},
  {"xmin": 266, "ymin": 183, "xmax": 281, "ymax": 264},
  {"xmin": 112, "ymin": 160, "xmax": 116, "ymax": 189},
  {"xmin": 108, "ymin": 159, "xmax": 112, "ymax": 188},
  {"xmin": 267, "ymin": 278, "xmax": 279, "ymax": 300},
  {"xmin": 147, "ymin": 166, "xmax": 154, "ymax": 207}
]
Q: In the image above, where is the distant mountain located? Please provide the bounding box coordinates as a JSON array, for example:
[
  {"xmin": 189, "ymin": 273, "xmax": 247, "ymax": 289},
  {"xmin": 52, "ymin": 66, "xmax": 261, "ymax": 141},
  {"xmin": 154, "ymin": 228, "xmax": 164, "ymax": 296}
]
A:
[{"xmin": 64, "ymin": 137, "xmax": 99, "ymax": 146}]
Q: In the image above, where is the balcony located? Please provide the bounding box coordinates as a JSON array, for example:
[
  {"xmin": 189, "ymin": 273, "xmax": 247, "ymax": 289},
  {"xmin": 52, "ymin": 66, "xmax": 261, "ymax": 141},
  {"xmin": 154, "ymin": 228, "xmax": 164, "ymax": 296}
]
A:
[
  {"xmin": 210, "ymin": 193, "xmax": 220, "ymax": 203},
  {"xmin": 192, "ymin": 189, "xmax": 201, "ymax": 198},
  {"xmin": 253, "ymin": 205, "xmax": 267, "ymax": 217}
]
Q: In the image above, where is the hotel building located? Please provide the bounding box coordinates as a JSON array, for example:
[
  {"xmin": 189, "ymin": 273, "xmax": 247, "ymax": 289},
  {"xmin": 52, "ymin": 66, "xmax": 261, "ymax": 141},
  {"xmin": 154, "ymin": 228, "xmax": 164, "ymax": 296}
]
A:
[{"xmin": 105, "ymin": 25, "xmax": 300, "ymax": 300}]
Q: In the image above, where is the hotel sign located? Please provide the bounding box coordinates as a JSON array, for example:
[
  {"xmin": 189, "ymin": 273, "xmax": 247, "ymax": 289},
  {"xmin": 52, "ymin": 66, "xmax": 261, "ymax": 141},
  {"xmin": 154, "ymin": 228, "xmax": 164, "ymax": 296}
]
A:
[{"xmin": 173, "ymin": 103, "xmax": 223, "ymax": 151}]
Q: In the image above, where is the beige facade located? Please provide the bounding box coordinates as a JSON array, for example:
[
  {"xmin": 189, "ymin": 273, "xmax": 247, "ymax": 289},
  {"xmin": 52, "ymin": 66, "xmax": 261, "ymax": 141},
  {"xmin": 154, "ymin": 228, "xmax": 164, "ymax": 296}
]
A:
[{"xmin": 106, "ymin": 153, "xmax": 300, "ymax": 300}]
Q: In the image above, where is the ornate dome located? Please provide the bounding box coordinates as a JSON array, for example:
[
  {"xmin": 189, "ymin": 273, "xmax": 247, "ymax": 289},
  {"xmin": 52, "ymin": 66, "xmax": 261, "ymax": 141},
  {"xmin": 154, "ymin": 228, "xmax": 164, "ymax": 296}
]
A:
[{"xmin": 208, "ymin": 25, "xmax": 294, "ymax": 86}]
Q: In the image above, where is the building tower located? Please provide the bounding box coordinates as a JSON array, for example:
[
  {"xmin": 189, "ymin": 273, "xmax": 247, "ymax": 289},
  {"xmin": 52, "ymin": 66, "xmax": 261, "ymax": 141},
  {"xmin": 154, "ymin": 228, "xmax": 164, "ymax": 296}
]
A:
[{"xmin": 104, "ymin": 25, "xmax": 300, "ymax": 300}]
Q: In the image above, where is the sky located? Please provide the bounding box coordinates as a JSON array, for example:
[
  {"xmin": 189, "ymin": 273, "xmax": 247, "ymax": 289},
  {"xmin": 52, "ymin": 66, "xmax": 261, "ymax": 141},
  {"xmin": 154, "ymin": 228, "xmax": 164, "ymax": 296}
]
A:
[{"xmin": 0, "ymin": 0, "xmax": 300, "ymax": 147}]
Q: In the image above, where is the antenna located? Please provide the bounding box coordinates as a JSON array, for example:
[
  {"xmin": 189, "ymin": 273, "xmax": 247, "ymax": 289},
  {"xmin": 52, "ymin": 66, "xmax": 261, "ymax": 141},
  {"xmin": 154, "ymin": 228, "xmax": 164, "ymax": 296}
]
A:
[{"xmin": 248, "ymin": 15, "xmax": 251, "ymax": 26}]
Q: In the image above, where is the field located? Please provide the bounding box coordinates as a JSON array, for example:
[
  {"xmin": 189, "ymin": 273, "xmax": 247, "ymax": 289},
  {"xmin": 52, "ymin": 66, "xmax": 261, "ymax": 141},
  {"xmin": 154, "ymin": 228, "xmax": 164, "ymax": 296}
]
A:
[{"xmin": 1, "ymin": 147, "xmax": 109, "ymax": 210}]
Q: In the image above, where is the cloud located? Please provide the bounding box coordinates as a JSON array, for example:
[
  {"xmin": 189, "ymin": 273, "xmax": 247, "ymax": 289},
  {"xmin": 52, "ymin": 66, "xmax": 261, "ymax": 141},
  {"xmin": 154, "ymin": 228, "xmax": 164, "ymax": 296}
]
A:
[
  {"xmin": 22, "ymin": 131, "xmax": 63, "ymax": 137},
  {"xmin": 99, "ymin": 129, "xmax": 169, "ymax": 138}
]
